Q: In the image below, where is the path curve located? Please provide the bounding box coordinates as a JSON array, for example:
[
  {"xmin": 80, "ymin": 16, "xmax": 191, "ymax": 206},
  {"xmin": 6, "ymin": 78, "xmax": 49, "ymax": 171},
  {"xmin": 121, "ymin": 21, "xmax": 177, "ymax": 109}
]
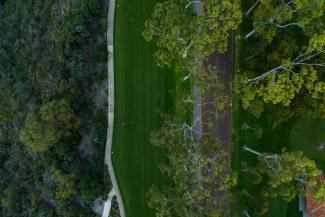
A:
[{"xmin": 103, "ymin": 0, "xmax": 126, "ymax": 216}]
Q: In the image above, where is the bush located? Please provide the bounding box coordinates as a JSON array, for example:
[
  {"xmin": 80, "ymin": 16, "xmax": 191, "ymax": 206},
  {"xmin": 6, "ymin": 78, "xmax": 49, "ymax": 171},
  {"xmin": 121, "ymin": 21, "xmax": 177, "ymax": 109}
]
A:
[
  {"xmin": 20, "ymin": 100, "xmax": 80, "ymax": 152},
  {"xmin": 80, "ymin": 175, "xmax": 103, "ymax": 201}
]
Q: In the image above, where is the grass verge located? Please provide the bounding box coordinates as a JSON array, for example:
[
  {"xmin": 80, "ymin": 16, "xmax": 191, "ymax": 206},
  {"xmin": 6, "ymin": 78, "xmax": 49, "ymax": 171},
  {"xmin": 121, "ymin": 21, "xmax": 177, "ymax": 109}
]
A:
[{"xmin": 112, "ymin": 0, "xmax": 175, "ymax": 217}]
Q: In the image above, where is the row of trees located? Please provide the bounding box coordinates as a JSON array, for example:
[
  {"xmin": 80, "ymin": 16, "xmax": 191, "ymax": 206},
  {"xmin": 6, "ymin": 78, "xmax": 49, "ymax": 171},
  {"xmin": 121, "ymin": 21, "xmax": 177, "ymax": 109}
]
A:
[
  {"xmin": 144, "ymin": 0, "xmax": 325, "ymax": 217},
  {"xmin": 0, "ymin": 0, "xmax": 108, "ymax": 216},
  {"xmin": 143, "ymin": 0, "xmax": 241, "ymax": 216},
  {"xmin": 148, "ymin": 118, "xmax": 236, "ymax": 217}
]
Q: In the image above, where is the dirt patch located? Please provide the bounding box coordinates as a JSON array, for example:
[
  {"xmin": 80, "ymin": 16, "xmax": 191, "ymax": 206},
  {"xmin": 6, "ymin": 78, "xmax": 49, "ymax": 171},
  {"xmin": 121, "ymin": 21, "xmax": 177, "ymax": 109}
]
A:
[
  {"xmin": 79, "ymin": 132, "xmax": 93, "ymax": 157},
  {"xmin": 93, "ymin": 80, "xmax": 108, "ymax": 114}
]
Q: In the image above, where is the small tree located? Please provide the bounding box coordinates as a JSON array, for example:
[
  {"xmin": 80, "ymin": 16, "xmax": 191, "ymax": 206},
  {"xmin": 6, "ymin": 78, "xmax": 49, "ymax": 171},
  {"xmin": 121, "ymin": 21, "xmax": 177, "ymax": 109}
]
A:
[
  {"xmin": 52, "ymin": 169, "xmax": 77, "ymax": 200},
  {"xmin": 20, "ymin": 99, "xmax": 80, "ymax": 152}
]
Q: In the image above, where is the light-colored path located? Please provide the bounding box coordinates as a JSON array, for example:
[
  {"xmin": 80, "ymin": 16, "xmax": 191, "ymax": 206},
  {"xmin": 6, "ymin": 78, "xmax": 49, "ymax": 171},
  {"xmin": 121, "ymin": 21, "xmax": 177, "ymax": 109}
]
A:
[
  {"xmin": 102, "ymin": 188, "xmax": 116, "ymax": 217},
  {"xmin": 102, "ymin": 0, "xmax": 126, "ymax": 216}
]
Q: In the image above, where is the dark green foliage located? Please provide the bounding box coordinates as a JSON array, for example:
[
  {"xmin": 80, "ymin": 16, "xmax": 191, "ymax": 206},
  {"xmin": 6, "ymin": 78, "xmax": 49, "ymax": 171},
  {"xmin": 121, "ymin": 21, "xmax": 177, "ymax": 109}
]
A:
[
  {"xmin": 0, "ymin": 0, "xmax": 108, "ymax": 216},
  {"xmin": 80, "ymin": 175, "xmax": 104, "ymax": 201},
  {"xmin": 20, "ymin": 100, "xmax": 80, "ymax": 152}
]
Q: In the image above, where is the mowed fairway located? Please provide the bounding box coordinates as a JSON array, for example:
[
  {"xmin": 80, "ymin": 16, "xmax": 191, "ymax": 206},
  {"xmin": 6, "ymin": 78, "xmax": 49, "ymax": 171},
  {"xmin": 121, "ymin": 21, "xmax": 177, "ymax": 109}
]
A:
[{"xmin": 113, "ymin": 0, "xmax": 174, "ymax": 217}]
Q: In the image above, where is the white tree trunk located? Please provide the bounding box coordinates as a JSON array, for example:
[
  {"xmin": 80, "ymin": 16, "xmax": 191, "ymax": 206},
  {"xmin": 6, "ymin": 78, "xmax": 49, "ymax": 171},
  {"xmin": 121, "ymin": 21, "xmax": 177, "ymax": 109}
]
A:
[
  {"xmin": 245, "ymin": 28, "xmax": 257, "ymax": 39},
  {"xmin": 185, "ymin": 0, "xmax": 203, "ymax": 9},
  {"xmin": 182, "ymin": 41, "xmax": 194, "ymax": 58},
  {"xmin": 245, "ymin": 0, "xmax": 261, "ymax": 16},
  {"xmin": 243, "ymin": 146, "xmax": 262, "ymax": 156},
  {"xmin": 276, "ymin": 22, "xmax": 299, "ymax": 29},
  {"xmin": 243, "ymin": 209, "xmax": 252, "ymax": 217}
]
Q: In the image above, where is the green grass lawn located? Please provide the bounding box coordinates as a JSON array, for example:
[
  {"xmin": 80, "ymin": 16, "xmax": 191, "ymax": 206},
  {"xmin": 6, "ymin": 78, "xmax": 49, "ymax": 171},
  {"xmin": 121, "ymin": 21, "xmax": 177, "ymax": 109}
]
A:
[
  {"xmin": 289, "ymin": 115, "xmax": 325, "ymax": 169},
  {"xmin": 113, "ymin": 0, "xmax": 175, "ymax": 217}
]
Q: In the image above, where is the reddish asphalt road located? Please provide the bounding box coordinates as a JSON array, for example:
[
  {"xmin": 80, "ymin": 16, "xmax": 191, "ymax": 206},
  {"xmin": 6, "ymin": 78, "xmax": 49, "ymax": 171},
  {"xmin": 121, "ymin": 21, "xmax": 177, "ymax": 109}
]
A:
[{"xmin": 202, "ymin": 33, "xmax": 232, "ymax": 146}]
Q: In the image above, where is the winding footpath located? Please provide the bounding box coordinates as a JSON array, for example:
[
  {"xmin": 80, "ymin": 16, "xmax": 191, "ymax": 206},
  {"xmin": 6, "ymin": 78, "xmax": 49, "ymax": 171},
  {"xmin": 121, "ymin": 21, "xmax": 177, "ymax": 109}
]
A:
[{"xmin": 102, "ymin": 0, "xmax": 126, "ymax": 216}]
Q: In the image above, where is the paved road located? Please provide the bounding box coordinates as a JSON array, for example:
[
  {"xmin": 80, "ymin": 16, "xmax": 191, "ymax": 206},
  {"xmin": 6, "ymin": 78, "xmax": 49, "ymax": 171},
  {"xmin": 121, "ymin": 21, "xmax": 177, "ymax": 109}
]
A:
[
  {"xmin": 202, "ymin": 33, "xmax": 233, "ymax": 216},
  {"xmin": 103, "ymin": 0, "xmax": 126, "ymax": 216},
  {"xmin": 203, "ymin": 33, "xmax": 232, "ymax": 145}
]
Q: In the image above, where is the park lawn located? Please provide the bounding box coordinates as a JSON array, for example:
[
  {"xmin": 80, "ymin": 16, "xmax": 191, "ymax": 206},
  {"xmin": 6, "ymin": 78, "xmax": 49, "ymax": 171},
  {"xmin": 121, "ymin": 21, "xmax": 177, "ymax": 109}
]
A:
[
  {"xmin": 112, "ymin": 0, "xmax": 196, "ymax": 216},
  {"xmin": 288, "ymin": 115, "xmax": 325, "ymax": 169},
  {"xmin": 112, "ymin": 0, "xmax": 175, "ymax": 217}
]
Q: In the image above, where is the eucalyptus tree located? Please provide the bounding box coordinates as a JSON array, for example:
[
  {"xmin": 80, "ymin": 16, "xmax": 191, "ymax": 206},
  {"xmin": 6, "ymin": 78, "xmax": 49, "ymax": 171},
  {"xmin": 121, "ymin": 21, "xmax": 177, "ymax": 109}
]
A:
[
  {"xmin": 52, "ymin": 169, "xmax": 77, "ymax": 200},
  {"xmin": 245, "ymin": 0, "xmax": 324, "ymax": 42},
  {"xmin": 143, "ymin": 0, "xmax": 242, "ymax": 70},
  {"xmin": 244, "ymin": 146, "xmax": 325, "ymax": 202},
  {"xmin": 148, "ymin": 119, "xmax": 236, "ymax": 217},
  {"xmin": 183, "ymin": 66, "xmax": 230, "ymax": 120},
  {"xmin": 20, "ymin": 100, "xmax": 80, "ymax": 152},
  {"xmin": 239, "ymin": 31, "xmax": 325, "ymax": 120}
]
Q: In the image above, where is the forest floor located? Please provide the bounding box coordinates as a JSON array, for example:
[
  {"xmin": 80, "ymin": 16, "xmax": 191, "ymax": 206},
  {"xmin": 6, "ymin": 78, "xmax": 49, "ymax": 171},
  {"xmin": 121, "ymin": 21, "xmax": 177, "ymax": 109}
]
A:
[{"xmin": 111, "ymin": 0, "xmax": 174, "ymax": 217}]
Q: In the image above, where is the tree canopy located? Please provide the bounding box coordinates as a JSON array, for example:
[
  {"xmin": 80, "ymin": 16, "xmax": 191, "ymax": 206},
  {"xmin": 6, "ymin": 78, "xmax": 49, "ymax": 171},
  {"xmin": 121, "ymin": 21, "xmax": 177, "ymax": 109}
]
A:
[
  {"xmin": 0, "ymin": 0, "xmax": 109, "ymax": 215},
  {"xmin": 20, "ymin": 100, "xmax": 80, "ymax": 152},
  {"xmin": 245, "ymin": 0, "xmax": 325, "ymax": 42},
  {"xmin": 244, "ymin": 147, "xmax": 325, "ymax": 202},
  {"xmin": 238, "ymin": 29, "xmax": 325, "ymax": 125},
  {"xmin": 143, "ymin": 0, "xmax": 242, "ymax": 69},
  {"xmin": 148, "ymin": 115, "xmax": 236, "ymax": 217}
]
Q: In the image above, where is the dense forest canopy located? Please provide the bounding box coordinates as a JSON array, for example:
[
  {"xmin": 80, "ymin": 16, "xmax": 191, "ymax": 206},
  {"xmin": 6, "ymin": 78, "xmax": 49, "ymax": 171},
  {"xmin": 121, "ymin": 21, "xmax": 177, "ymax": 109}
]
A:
[{"xmin": 0, "ymin": 0, "xmax": 109, "ymax": 216}]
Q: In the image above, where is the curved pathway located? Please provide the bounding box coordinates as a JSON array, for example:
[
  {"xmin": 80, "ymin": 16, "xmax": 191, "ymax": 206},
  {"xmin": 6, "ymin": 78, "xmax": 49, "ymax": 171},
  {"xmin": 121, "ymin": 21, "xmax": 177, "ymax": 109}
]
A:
[{"xmin": 102, "ymin": 0, "xmax": 126, "ymax": 216}]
